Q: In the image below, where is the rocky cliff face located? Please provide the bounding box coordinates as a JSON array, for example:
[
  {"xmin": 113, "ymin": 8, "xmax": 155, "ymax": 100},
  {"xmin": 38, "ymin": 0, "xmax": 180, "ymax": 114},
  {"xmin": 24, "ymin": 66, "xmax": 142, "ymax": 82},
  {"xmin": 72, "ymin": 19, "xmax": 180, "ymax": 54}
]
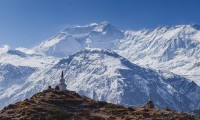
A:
[{"xmin": 0, "ymin": 88, "xmax": 197, "ymax": 120}]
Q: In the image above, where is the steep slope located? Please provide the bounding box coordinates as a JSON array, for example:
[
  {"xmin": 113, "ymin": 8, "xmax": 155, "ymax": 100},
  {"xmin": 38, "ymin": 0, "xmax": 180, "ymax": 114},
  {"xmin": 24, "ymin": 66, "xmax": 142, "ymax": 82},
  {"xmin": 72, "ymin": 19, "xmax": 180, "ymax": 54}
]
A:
[
  {"xmin": 117, "ymin": 24, "xmax": 200, "ymax": 85},
  {"xmin": 0, "ymin": 88, "xmax": 197, "ymax": 120},
  {"xmin": 5, "ymin": 48, "xmax": 199, "ymax": 111},
  {"xmin": 0, "ymin": 63, "xmax": 35, "ymax": 108},
  {"xmin": 33, "ymin": 21, "xmax": 124, "ymax": 57},
  {"xmin": 0, "ymin": 48, "xmax": 58, "ymax": 108}
]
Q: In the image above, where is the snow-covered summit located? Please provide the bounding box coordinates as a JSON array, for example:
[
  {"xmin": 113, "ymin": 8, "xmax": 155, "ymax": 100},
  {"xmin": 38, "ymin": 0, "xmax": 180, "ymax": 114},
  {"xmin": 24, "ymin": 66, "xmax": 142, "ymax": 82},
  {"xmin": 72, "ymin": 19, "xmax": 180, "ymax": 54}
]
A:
[
  {"xmin": 63, "ymin": 21, "xmax": 121, "ymax": 35},
  {"xmin": 33, "ymin": 22, "xmax": 124, "ymax": 57}
]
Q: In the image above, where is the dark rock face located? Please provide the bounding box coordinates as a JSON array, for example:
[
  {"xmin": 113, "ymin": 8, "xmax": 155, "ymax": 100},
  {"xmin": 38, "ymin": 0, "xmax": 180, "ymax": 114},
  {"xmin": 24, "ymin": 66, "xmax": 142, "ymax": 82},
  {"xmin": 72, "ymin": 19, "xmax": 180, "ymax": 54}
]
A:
[{"xmin": 0, "ymin": 89, "xmax": 197, "ymax": 120}]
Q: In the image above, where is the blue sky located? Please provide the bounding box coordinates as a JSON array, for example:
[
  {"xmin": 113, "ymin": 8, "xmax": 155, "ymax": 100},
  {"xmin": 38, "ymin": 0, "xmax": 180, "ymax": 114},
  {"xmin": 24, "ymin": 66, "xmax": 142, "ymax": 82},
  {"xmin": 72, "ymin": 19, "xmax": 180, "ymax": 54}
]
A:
[{"xmin": 0, "ymin": 0, "xmax": 200, "ymax": 48}]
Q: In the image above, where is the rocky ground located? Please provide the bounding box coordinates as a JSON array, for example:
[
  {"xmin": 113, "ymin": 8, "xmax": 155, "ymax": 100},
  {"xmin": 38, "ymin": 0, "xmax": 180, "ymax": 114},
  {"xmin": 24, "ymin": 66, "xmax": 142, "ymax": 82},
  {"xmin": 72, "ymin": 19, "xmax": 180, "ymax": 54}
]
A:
[{"xmin": 0, "ymin": 88, "xmax": 198, "ymax": 120}]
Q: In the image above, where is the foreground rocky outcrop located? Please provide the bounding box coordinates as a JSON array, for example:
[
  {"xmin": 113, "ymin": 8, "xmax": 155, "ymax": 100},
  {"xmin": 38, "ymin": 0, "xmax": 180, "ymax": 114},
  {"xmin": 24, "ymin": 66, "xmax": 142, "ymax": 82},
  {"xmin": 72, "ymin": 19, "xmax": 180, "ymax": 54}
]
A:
[{"xmin": 0, "ymin": 88, "xmax": 197, "ymax": 120}]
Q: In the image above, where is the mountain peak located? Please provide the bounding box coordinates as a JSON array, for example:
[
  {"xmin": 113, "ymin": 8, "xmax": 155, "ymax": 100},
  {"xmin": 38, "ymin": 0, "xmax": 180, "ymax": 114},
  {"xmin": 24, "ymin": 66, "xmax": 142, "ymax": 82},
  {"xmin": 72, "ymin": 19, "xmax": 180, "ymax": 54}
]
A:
[
  {"xmin": 62, "ymin": 21, "xmax": 119, "ymax": 34},
  {"xmin": 33, "ymin": 21, "xmax": 124, "ymax": 58},
  {"xmin": 99, "ymin": 21, "xmax": 109, "ymax": 25},
  {"xmin": 93, "ymin": 21, "xmax": 120, "ymax": 33}
]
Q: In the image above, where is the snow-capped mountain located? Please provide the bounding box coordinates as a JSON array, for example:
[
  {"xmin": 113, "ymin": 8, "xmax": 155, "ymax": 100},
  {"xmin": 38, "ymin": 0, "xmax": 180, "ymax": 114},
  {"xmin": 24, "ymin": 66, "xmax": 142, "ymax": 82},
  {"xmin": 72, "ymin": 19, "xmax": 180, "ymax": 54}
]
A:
[
  {"xmin": 0, "ymin": 49, "xmax": 56, "ymax": 68},
  {"xmin": 48, "ymin": 49, "xmax": 200, "ymax": 111},
  {"xmin": 0, "ymin": 47, "xmax": 58, "ymax": 108},
  {"xmin": 117, "ymin": 24, "xmax": 200, "ymax": 85},
  {"xmin": 1, "ymin": 48, "xmax": 200, "ymax": 111},
  {"xmin": 33, "ymin": 21, "xmax": 124, "ymax": 57},
  {"xmin": 33, "ymin": 22, "xmax": 200, "ymax": 85},
  {"xmin": 1, "ymin": 22, "xmax": 200, "ymax": 112}
]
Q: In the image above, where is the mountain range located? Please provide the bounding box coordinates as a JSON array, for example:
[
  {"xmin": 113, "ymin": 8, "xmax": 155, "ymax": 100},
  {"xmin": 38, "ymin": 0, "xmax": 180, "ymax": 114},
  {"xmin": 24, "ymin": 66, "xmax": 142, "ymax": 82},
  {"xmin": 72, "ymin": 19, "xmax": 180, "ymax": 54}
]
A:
[
  {"xmin": 33, "ymin": 22, "xmax": 200, "ymax": 85},
  {"xmin": 0, "ymin": 22, "xmax": 200, "ymax": 112}
]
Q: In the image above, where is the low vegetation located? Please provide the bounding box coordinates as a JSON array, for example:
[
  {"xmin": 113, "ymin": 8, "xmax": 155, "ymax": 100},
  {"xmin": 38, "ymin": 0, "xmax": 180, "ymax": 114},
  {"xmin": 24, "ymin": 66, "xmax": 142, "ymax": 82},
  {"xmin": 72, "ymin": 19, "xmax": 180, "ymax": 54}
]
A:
[{"xmin": 0, "ymin": 88, "xmax": 197, "ymax": 120}]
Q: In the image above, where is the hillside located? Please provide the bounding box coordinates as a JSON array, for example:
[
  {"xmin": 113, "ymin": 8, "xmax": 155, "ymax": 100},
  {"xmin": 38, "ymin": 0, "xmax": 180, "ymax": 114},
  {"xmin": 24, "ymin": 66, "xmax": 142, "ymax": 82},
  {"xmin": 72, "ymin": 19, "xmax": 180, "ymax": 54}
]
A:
[{"xmin": 0, "ymin": 88, "xmax": 197, "ymax": 120}]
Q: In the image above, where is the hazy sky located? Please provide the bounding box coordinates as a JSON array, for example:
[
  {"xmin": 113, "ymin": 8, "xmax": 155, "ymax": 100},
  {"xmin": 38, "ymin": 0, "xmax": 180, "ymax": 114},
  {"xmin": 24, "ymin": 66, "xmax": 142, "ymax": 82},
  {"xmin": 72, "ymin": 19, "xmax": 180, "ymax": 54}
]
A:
[{"xmin": 0, "ymin": 0, "xmax": 200, "ymax": 48}]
